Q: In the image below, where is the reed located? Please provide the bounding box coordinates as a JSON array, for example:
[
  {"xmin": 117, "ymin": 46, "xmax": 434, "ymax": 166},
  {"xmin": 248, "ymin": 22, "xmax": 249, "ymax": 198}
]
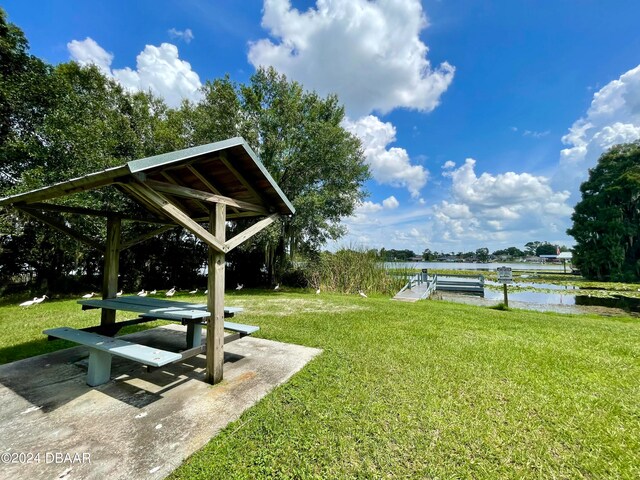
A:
[{"xmin": 306, "ymin": 248, "xmax": 409, "ymax": 295}]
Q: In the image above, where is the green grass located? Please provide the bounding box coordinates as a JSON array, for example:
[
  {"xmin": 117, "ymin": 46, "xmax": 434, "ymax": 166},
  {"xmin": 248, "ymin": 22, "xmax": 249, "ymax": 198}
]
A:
[{"xmin": 1, "ymin": 290, "xmax": 639, "ymax": 478}]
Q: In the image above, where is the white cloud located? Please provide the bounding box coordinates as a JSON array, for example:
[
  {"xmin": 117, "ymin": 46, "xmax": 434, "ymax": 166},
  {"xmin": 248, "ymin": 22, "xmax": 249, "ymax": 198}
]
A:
[
  {"xmin": 67, "ymin": 38, "xmax": 202, "ymax": 107},
  {"xmin": 67, "ymin": 38, "xmax": 113, "ymax": 75},
  {"xmin": 432, "ymin": 159, "xmax": 573, "ymax": 243},
  {"xmin": 442, "ymin": 160, "xmax": 456, "ymax": 170},
  {"xmin": 248, "ymin": 0, "xmax": 454, "ymax": 118},
  {"xmin": 556, "ymin": 64, "xmax": 640, "ymax": 193},
  {"xmin": 343, "ymin": 115, "xmax": 428, "ymax": 197},
  {"xmin": 168, "ymin": 28, "xmax": 194, "ymax": 43},
  {"xmin": 382, "ymin": 195, "xmax": 399, "ymax": 209},
  {"xmin": 523, "ymin": 129, "xmax": 550, "ymax": 138},
  {"xmin": 355, "ymin": 201, "xmax": 383, "ymax": 214}
]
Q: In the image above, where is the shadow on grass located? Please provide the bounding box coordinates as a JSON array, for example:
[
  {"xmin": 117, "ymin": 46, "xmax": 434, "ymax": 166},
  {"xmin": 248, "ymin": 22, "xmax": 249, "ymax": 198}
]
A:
[{"xmin": 489, "ymin": 302, "xmax": 511, "ymax": 311}]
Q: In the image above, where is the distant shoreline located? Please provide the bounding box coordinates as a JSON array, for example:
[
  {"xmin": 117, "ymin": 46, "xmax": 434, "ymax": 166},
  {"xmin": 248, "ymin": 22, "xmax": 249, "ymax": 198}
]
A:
[{"xmin": 383, "ymin": 261, "xmax": 566, "ymax": 271}]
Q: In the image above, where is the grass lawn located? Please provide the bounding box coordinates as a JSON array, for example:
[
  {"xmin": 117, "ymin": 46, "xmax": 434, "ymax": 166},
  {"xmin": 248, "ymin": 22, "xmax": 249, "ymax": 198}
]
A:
[{"xmin": 1, "ymin": 291, "xmax": 639, "ymax": 478}]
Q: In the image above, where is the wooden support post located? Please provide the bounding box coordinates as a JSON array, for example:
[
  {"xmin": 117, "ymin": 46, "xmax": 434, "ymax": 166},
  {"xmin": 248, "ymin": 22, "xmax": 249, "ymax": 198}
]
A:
[
  {"xmin": 101, "ymin": 216, "xmax": 121, "ymax": 326},
  {"xmin": 503, "ymin": 283, "xmax": 509, "ymax": 308},
  {"xmin": 206, "ymin": 203, "xmax": 226, "ymax": 384}
]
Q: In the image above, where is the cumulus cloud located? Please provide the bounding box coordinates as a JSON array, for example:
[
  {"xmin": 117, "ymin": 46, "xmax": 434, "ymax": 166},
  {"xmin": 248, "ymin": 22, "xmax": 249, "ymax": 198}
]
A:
[
  {"xmin": 248, "ymin": 0, "xmax": 454, "ymax": 118},
  {"xmin": 382, "ymin": 195, "xmax": 399, "ymax": 209},
  {"xmin": 67, "ymin": 38, "xmax": 113, "ymax": 75},
  {"xmin": 433, "ymin": 159, "xmax": 572, "ymax": 243},
  {"xmin": 343, "ymin": 115, "xmax": 428, "ymax": 197},
  {"xmin": 556, "ymin": 64, "xmax": 640, "ymax": 193},
  {"xmin": 168, "ymin": 28, "xmax": 194, "ymax": 43},
  {"xmin": 67, "ymin": 38, "xmax": 202, "ymax": 107}
]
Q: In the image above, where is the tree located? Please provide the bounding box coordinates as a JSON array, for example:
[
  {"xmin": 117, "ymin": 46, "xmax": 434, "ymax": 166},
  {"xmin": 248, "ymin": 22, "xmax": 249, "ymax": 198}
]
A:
[
  {"xmin": 237, "ymin": 67, "xmax": 369, "ymax": 281},
  {"xmin": 0, "ymin": 8, "xmax": 54, "ymax": 192},
  {"xmin": 535, "ymin": 242, "xmax": 557, "ymax": 256},
  {"xmin": 493, "ymin": 247, "xmax": 525, "ymax": 257},
  {"xmin": 524, "ymin": 241, "xmax": 542, "ymax": 256},
  {"xmin": 422, "ymin": 248, "xmax": 436, "ymax": 261},
  {"xmin": 567, "ymin": 142, "xmax": 640, "ymax": 281},
  {"xmin": 475, "ymin": 247, "xmax": 489, "ymax": 262},
  {"xmin": 0, "ymin": 14, "xmax": 369, "ymax": 291}
]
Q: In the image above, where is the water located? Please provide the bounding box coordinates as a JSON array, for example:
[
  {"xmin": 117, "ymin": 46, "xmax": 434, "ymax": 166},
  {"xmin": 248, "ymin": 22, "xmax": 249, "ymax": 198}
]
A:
[
  {"xmin": 485, "ymin": 280, "xmax": 579, "ymax": 291},
  {"xmin": 483, "ymin": 289, "xmax": 640, "ymax": 313},
  {"xmin": 385, "ymin": 261, "xmax": 566, "ymax": 272}
]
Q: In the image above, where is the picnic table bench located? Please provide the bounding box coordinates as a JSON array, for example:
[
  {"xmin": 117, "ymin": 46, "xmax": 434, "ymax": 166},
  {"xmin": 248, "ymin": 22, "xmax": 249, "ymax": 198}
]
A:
[{"xmin": 45, "ymin": 296, "xmax": 258, "ymax": 386}]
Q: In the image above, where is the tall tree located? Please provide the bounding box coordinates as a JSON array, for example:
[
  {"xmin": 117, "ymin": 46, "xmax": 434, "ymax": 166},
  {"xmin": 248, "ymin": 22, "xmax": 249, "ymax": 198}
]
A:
[
  {"xmin": 475, "ymin": 247, "xmax": 489, "ymax": 262},
  {"xmin": 237, "ymin": 67, "xmax": 369, "ymax": 281},
  {"xmin": 567, "ymin": 142, "xmax": 640, "ymax": 281},
  {"xmin": 0, "ymin": 8, "xmax": 53, "ymax": 192}
]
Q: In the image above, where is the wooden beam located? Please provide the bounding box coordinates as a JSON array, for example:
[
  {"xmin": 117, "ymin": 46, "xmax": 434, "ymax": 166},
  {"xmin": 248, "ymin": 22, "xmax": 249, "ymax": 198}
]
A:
[
  {"xmin": 118, "ymin": 184, "xmax": 171, "ymax": 221},
  {"xmin": 160, "ymin": 171, "xmax": 209, "ymax": 216},
  {"xmin": 19, "ymin": 202, "xmax": 172, "ymax": 224},
  {"xmin": 225, "ymin": 214, "xmax": 279, "ymax": 252},
  {"xmin": 124, "ymin": 181, "xmax": 227, "ymax": 254},
  {"xmin": 144, "ymin": 179, "xmax": 268, "ymax": 214},
  {"xmin": 17, "ymin": 207, "xmax": 103, "ymax": 251},
  {"xmin": 218, "ymin": 154, "xmax": 264, "ymax": 203},
  {"xmin": 206, "ymin": 203, "xmax": 226, "ymax": 384},
  {"xmin": 120, "ymin": 225, "xmax": 177, "ymax": 251},
  {"xmin": 226, "ymin": 211, "xmax": 262, "ymax": 220},
  {"xmin": 0, "ymin": 165, "xmax": 129, "ymax": 206},
  {"xmin": 101, "ymin": 216, "xmax": 121, "ymax": 326},
  {"xmin": 187, "ymin": 165, "xmax": 241, "ymax": 216}
]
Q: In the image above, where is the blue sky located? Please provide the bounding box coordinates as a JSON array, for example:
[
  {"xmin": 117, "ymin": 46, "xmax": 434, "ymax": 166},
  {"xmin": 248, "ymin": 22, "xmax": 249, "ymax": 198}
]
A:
[{"xmin": 5, "ymin": 1, "xmax": 640, "ymax": 253}]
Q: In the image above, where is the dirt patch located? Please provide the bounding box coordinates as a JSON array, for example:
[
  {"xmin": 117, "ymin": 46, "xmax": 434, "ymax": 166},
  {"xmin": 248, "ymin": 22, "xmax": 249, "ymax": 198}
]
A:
[{"xmin": 228, "ymin": 297, "xmax": 366, "ymax": 317}]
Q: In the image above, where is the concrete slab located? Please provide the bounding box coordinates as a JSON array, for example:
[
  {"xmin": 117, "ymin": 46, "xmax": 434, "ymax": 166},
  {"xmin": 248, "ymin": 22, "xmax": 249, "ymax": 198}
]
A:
[{"xmin": 0, "ymin": 325, "xmax": 321, "ymax": 480}]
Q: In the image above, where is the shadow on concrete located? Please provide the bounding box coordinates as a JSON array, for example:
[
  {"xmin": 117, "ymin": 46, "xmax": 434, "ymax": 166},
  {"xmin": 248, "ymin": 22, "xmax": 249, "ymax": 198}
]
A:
[
  {"xmin": 0, "ymin": 325, "xmax": 322, "ymax": 480},
  {"xmin": 0, "ymin": 326, "xmax": 246, "ymax": 413}
]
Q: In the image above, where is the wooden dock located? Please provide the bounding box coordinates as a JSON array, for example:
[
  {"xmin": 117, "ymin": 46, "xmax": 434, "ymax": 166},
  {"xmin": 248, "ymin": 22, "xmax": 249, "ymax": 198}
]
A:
[{"xmin": 393, "ymin": 273, "xmax": 484, "ymax": 302}]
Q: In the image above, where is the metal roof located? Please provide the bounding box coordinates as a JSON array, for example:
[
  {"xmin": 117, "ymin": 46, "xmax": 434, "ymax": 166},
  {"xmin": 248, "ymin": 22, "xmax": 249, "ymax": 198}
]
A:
[{"xmin": 0, "ymin": 137, "xmax": 295, "ymax": 221}]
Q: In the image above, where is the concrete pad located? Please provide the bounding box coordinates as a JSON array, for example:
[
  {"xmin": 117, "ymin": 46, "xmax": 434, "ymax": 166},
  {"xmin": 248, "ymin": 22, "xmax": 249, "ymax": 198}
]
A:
[{"xmin": 0, "ymin": 325, "xmax": 321, "ymax": 480}]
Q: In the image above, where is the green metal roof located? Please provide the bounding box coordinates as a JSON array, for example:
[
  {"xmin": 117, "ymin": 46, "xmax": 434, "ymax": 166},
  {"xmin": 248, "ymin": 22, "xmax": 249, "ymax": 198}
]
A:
[{"xmin": 0, "ymin": 137, "xmax": 295, "ymax": 219}]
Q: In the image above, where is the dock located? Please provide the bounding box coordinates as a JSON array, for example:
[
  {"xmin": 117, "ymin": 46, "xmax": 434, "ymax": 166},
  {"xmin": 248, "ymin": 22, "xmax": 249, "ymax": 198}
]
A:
[{"xmin": 393, "ymin": 273, "xmax": 484, "ymax": 302}]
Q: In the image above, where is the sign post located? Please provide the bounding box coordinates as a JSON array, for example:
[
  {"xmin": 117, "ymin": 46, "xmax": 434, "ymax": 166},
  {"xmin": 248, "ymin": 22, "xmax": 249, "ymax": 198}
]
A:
[{"xmin": 496, "ymin": 266, "xmax": 513, "ymax": 307}]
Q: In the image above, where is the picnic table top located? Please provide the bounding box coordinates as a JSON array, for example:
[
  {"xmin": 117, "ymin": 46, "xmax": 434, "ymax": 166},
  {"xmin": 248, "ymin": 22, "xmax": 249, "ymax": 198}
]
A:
[{"xmin": 78, "ymin": 296, "xmax": 243, "ymax": 321}]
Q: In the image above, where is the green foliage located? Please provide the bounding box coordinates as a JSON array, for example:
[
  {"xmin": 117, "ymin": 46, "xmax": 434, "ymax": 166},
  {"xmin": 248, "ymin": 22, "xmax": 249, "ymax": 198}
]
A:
[
  {"xmin": 567, "ymin": 142, "xmax": 640, "ymax": 281},
  {"xmin": 0, "ymin": 17, "xmax": 368, "ymax": 291},
  {"xmin": 239, "ymin": 67, "xmax": 369, "ymax": 281},
  {"xmin": 492, "ymin": 246, "xmax": 525, "ymax": 257},
  {"xmin": 379, "ymin": 248, "xmax": 417, "ymax": 261},
  {"xmin": 475, "ymin": 247, "xmax": 489, "ymax": 262},
  {"xmin": 535, "ymin": 242, "xmax": 558, "ymax": 256},
  {"xmin": 305, "ymin": 248, "xmax": 406, "ymax": 295}
]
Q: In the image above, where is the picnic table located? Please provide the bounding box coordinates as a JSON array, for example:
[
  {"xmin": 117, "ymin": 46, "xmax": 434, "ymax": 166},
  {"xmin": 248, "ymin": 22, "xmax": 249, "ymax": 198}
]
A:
[
  {"xmin": 44, "ymin": 296, "xmax": 258, "ymax": 386},
  {"xmin": 77, "ymin": 295, "xmax": 245, "ymax": 345}
]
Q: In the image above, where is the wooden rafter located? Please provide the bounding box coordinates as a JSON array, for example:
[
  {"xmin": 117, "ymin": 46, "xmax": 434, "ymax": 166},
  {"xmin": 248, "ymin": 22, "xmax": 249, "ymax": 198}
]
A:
[
  {"xmin": 124, "ymin": 181, "xmax": 227, "ymax": 254},
  {"xmin": 187, "ymin": 165, "xmax": 241, "ymax": 216},
  {"xmin": 144, "ymin": 179, "xmax": 268, "ymax": 214},
  {"xmin": 117, "ymin": 184, "xmax": 171, "ymax": 221},
  {"xmin": 218, "ymin": 153, "xmax": 266, "ymax": 204},
  {"xmin": 17, "ymin": 206, "xmax": 103, "ymax": 251},
  {"xmin": 160, "ymin": 171, "xmax": 209, "ymax": 216}
]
